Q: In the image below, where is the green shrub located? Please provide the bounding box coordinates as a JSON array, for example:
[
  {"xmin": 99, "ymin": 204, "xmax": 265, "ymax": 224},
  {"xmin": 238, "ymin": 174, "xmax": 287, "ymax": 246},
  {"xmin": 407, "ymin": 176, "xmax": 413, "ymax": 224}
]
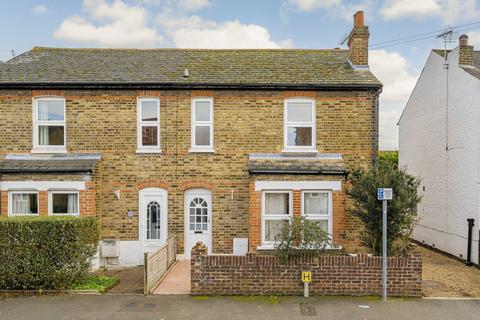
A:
[
  {"xmin": 378, "ymin": 151, "xmax": 399, "ymax": 170},
  {"xmin": 347, "ymin": 165, "xmax": 421, "ymax": 256},
  {"xmin": 274, "ymin": 216, "xmax": 330, "ymax": 263},
  {"xmin": 0, "ymin": 216, "xmax": 99, "ymax": 290}
]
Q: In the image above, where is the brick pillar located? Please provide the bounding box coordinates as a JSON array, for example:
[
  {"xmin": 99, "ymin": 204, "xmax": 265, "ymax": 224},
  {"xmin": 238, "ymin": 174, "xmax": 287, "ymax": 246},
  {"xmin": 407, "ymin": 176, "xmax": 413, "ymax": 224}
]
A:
[
  {"xmin": 248, "ymin": 180, "xmax": 261, "ymax": 251},
  {"xmin": 293, "ymin": 190, "xmax": 301, "ymax": 217},
  {"xmin": 0, "ymin": 191, "xmax": 8, "ymax": 216},
  {"xmin": 190, "ymin": 241, "xmax": 208, "ymax": 295},
  {"xmin": 347, "ymin": 11, "xmax": 369, "ymax": 67},
  {"xmin": 80, "ymin": 182, "xmax": 96, "ymax": 216},
  {"xmin": 38, "ymin": 191, "xmax": 48, "ymax": 216}
]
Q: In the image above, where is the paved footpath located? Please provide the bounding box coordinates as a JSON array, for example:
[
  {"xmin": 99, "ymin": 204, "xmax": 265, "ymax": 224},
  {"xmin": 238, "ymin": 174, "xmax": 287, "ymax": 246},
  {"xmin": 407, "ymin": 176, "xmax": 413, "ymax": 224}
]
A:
[{"xmin": 0, "ymin": 295, "xmax": 479, "ymax": 320}]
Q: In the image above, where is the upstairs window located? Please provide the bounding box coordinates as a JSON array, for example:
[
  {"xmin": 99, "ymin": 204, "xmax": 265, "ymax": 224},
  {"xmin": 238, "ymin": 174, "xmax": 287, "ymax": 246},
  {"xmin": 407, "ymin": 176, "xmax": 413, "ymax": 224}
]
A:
[
  {"xmin": 9, "ymin": 191, "xmax": 39, "ymax": 216},
  {"xmin": 137, "ymin": 98, "xmax": 160, "ymax": 152},
  {"xmin": 191, "ymin": 98, "xmax": 214, "ymax": 152},
  {"xmin": 284, "ymin": 99, "xmax": 316, "ymax": 152},
  {"xmin": 33, "ymin": 97, "xmax": 66, "ymax": 152}
]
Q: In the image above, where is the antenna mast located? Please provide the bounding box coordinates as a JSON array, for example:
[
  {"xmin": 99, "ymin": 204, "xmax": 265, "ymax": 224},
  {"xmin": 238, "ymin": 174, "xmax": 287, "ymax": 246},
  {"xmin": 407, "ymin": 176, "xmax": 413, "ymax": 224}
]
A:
[{"xmin": 436, "ymin": 27, "xmax": 456, "ymax": 68}]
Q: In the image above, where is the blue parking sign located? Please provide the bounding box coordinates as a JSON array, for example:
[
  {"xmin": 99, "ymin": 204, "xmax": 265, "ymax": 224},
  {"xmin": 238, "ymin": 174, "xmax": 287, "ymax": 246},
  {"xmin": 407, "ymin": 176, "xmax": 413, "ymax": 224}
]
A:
[{"xmin": 377, "ymin": 188, "xmax": 393, "ymax": 200}]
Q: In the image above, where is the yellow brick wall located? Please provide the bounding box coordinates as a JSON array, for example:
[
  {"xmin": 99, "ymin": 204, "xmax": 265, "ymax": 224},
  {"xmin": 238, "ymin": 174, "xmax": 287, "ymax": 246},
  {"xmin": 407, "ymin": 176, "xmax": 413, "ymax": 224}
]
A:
[{"xmin": 0, "ymin": 88, "xmax": 377, "ymax": 253}]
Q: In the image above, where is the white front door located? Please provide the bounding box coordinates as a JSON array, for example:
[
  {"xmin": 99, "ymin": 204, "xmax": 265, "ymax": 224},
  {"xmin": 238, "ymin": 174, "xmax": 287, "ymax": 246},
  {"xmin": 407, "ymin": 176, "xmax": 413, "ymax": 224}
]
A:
[
  {"xmin": 139, "ymin": 188, "xmax": 168, "ymax": 263},
  {"xmin": 184, "ymin": 189, "xmax": 212, "ymax": 259}
]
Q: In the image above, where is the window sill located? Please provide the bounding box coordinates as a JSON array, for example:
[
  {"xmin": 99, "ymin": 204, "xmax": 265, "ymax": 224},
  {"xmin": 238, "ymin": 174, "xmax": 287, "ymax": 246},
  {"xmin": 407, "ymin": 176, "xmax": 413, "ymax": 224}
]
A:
[
  {"xmin": 281, "ymin": 149, "xmax": 318, "ymax": 155},
  {"xmin": 189, "ymin": 148, "xmax": 215, "ymax": 154},
  {"xmin": 136, "ymin": 149, "xmax": 162, "ymax": 154},
  {"xmin": 31, "ymin": 148, "xmax": 67, "ymax": 154}
]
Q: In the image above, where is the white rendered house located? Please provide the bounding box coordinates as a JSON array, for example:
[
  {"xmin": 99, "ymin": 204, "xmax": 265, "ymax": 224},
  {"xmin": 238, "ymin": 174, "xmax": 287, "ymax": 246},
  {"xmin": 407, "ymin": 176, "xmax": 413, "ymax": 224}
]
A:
[{"xmin": 399, "ymin": 35, "xmax": 480, "ymax": 264}]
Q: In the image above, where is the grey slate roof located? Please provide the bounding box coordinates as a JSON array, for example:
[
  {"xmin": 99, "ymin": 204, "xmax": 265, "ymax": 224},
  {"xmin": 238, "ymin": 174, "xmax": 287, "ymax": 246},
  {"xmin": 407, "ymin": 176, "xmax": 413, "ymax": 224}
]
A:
[
  {"xmin": 248, "ymin": 153, "xmax": 347, "ymax": 175},
  {"xmin": 0, "ymin": 153, "xmax": 101, "ymax": 173},
  {"xmin": 0, "ymin": 47, "xmax": 381, "ymax": 89}
]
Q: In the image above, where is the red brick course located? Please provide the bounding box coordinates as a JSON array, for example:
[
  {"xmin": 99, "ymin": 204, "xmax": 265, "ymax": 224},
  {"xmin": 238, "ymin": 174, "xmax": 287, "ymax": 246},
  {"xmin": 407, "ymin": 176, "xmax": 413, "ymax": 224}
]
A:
[{"xmin": 191, "ymin": 242, "xmax": 422, "ymax": 297}]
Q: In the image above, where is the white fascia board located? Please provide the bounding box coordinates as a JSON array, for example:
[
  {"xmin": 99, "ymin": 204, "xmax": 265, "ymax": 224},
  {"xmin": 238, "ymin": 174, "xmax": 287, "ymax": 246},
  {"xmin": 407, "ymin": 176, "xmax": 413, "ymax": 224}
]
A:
[
  {"xmin": 254, "ymin": 181, "xmax": 341, "ymax": 191},
  {"xmin": 0, "ymin": 181, "xmax": 86, "ymax": 191}
]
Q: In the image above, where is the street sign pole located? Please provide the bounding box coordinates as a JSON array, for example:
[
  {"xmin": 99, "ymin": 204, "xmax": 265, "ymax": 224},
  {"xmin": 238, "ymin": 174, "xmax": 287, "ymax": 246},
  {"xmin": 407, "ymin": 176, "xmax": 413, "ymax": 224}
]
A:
[
  {"xmin": 377, "ymin": 188, "xmax": 392, "ymax": 302},
  {"xmin": 382, "ymin": 199, "xmax": 387, "ymax": 302}
]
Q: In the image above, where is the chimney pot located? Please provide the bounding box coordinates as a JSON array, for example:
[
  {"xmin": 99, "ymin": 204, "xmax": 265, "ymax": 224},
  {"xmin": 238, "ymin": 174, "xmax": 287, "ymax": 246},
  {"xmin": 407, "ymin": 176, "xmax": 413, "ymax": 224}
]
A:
[
  {"xmin": 459, "ymin": 34, "xmax": 468, "ymax": 46},
  {"xmin": 353, "ymin": 11, "xmax": 364, "ymax": 27}
]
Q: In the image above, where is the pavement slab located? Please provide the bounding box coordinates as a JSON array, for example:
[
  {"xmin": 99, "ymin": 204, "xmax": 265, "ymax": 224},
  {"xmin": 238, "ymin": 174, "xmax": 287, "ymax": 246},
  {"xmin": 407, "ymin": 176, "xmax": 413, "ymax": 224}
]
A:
[{"xmin": 0, "ymin": 295, "xmax": 479, "ymax": 320}]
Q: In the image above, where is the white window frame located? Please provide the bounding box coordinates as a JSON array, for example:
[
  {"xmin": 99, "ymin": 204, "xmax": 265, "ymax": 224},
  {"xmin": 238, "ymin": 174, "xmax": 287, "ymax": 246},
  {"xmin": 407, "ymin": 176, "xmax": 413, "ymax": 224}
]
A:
[
  {"xmin": 283, "ymin": 98, "xmax": 317, "ymax": 153},
  {"xmin": 190, "ymin": 97, "xmax": 214, "ymax": 153},
  {"xmin": 136, "ymin": 97, "xmax": 161, "ymax": 153},
  {"xmin": 48, "ymin": 190, "xmax": 80, "ymax": 216},
  {"xmin": 261, "ymin": 190, "xmax": 293, "ymax": 247},
  {"xmin": 32, "ymin": 97, "xmax": 67, "ymax": 153},
  {"xmin": 301, "ymin": 190, "xmax": 333, "ymax": 238},
  {"xmin": 8, "ymin": 191, "xmax": 39, "ymax": 216}
]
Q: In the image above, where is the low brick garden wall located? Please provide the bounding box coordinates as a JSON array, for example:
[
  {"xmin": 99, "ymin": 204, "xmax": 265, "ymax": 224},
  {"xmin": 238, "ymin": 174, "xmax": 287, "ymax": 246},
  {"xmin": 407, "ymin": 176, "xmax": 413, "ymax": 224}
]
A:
[{"xmin": 191, "ymin": 242, "xmax": 422, "ymax": 296}]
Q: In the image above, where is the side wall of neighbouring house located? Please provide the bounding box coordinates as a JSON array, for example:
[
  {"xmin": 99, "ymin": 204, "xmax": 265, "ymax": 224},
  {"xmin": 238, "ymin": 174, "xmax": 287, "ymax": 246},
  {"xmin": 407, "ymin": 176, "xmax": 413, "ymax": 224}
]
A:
[
  {"xmin": 0, "ymin": 89, "xmax": 377, "ymax": 266},
  {"xmin": 399, "ymin": 49, "xmax": 480, "ymax": 264}
]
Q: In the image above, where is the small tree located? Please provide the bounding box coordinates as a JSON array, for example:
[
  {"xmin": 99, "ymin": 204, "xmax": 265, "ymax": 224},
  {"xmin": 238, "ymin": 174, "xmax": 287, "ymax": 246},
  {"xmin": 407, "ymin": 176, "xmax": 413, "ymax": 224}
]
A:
[
  {"xmin": 274, "ymin": 216, "xmax": 330, "ymax": 263},
  {"xmin": 347, "ymin": 165, "xmax": 421, "ymax": 256}
]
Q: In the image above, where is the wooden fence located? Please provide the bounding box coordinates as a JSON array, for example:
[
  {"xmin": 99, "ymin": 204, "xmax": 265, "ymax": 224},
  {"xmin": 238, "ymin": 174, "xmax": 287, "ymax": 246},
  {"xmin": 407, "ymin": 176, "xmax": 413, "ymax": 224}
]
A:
[{"xmin": 144, "ymin": 235, "xmax": 177, "ymax": 294}]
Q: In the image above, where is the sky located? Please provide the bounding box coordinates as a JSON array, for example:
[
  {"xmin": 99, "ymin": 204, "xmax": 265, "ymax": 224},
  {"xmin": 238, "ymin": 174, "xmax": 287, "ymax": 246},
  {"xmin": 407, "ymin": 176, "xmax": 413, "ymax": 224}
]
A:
[{"xmin": 1, "ymin": 0, "xmax": 480, "ymax": 150}]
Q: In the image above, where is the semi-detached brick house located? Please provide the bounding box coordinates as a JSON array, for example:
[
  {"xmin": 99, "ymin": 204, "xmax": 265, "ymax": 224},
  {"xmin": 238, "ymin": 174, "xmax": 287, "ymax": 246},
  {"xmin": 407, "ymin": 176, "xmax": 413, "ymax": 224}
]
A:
[{"xmin": 0, "ymin": 11, "xmax": 381, "ymax": 267}]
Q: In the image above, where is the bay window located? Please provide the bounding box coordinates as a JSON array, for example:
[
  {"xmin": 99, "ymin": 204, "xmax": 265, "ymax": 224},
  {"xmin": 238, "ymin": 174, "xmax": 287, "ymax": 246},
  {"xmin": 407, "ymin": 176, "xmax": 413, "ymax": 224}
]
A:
[
  {"xmin": 261, "ymin": 191, "xmax": 292, "ymax": 245},
  {"xmin": 301, "ymin": 191, "xmax": 332, "ymax": 235},
  {"xmin": 49, "ymin": 191, "xmax": 79, "ymax": 215},
  {"xmin": 9, "ymin": 191, "xmax": 38, "ymax": 216}
]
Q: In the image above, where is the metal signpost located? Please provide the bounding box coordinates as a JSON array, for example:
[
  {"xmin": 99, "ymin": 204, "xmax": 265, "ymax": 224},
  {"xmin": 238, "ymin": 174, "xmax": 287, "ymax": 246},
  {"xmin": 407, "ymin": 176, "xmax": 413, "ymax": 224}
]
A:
[
  {"xmin": 302, "ymin": 271, "xmax": 312, "ymax": 297},
  {"xmin": 377, "ymin": 188, "xmax": 393, "ymax": 302}
]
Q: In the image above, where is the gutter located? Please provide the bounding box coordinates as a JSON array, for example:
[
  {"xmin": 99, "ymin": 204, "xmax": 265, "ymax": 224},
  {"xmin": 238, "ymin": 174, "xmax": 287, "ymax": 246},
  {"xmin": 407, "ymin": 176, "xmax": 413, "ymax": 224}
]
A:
[
  {"xmin": 248, "ymin": 169, "xmax": 348, "ymax": 175},
  {"xmin": 0, "ymin": 82, "xmax": 383, "ymax": 91}
]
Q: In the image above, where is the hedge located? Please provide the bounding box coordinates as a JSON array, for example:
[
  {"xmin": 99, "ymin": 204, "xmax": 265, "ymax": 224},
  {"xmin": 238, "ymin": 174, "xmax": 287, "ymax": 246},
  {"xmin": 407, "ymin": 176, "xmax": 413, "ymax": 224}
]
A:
[{"xmin": 0, "ymin": 216, "xmax": 100, "ymax": 290}]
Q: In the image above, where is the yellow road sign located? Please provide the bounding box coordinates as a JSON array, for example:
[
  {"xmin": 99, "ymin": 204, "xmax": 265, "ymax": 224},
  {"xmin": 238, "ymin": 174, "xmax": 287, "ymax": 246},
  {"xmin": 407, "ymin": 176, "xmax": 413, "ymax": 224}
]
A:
[{"xmin": 302, "ymin": 271, "xmax": 312, "ymax": 283}]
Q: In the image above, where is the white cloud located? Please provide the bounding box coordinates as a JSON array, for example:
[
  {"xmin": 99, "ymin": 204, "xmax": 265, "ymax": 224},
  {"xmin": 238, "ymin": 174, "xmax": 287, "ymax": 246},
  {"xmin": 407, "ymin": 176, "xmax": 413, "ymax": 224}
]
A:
[
  {"xmin": 32, "ymin": 4, "xmax": 48, "ymax": 14},
  {"xmin": 177, "ymin": 0, "xmax": 210, "ymax": 11},
  {"xmin": 370, "ymin": 49, "xmax": 419, "ymax": 150},
  {"xmin": 134, "ymin": 0, "xmax": 210, "ymax": 10},
  {"xmin": 468, "ymin": 31, "xmax": 480, "ymax": 46},
  {"xmin": 288, "ymin": 0, "xmax": 342, "ymax": 12},
  {"xmin": 380, "ymin": 109, "xmax": 401, "ymax": 150},
  {"xmin": 157, "ymin": 10, "xmax": 291, "ymax": 49},
  {"xmin": 370, "ymin": 50, "xmax": 418, "ymax": 103},
  {"xmin": 54, "ymin": 0, "xmax": 161, "ymax": 48},
  {"xmin": 286, "ymin": 0, "xmax": 373, "ymax": 20},
  {"xmin": 381, "ymin": 0, "xmax": 479, "ymax": 23}
]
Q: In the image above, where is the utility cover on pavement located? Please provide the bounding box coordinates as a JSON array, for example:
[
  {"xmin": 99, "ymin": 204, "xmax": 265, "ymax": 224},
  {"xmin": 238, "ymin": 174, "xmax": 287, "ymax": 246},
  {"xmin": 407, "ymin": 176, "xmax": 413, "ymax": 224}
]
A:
[{"xmin": 300, "ymin": 302, "xmax": 316, "ymax": 316}]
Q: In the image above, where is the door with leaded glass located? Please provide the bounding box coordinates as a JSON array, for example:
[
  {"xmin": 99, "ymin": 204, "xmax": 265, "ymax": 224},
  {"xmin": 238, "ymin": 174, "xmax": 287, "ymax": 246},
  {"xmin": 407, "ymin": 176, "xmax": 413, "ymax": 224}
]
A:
[
  {"xmin": 184, "ymin": 188, "xmax": 212, "ymax": 259},
  {"xmin": 139, "ymin": 188, "xmax": 168, "ymax": 264}
]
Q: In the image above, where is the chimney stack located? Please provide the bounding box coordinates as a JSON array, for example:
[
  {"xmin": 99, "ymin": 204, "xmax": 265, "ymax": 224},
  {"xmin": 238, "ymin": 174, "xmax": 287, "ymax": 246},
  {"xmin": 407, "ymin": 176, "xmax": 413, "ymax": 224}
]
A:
[
  {"xmin": 458, "ymin": 34, "xmax": 473, "ymax": 66},
  {"xmin": 348, "ymin": 11, "xmax": 370, "ymax": 67}
]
